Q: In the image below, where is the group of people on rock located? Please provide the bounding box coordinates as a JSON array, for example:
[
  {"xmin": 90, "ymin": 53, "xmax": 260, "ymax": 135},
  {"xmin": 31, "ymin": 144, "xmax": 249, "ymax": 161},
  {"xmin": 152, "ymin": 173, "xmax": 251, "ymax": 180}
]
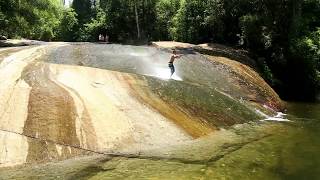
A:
[{"xmin": 98, "ymin": 34, "xmax": 109, "ymax": 43}]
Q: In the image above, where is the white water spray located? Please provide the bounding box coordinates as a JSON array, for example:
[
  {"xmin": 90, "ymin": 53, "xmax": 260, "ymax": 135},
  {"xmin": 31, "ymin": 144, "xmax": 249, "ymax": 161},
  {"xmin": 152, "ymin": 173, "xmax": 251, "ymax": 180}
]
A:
[{"xmin": 256, "ymin": 109, "xmax": 290, "ymax": 122}]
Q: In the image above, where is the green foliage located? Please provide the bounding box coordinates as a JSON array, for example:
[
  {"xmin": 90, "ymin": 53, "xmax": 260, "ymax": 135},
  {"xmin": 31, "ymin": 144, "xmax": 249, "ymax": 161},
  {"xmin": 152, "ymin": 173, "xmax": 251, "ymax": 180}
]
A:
[
  {"xmin": 155, "ymin": 0, "xmax": 173, "ymax": 40},
  {"xmin": 71, "ymin": 0, "xmax": 93, "ymax": 24},
  {"xmin": 288, "ymin": 29, "xmax": 320, "ymax": 100},
  {"xmin": 0, "ymin": 0, "xmax": 62, "ymax": 40},
  {"xmin": 80, "ymin": 8, "xmax": 106, "ymax": 41},
  {"xmin": 299, "ymin": 29, "xmax": 320, "ymax": 66},
  {"xmin": 154, "ymin": 0, "xmax": 180, "ymax": 40},
  {"xmin": 56, "ymin": 8, "xmax": 78, "ymax": 41},
  {"xmin": 101, "ymin": 0, "xmax": 135, "ymax": 41},
  {"xmin": 300, "ymin": 0, "xmax": 320, "ymax": 34},
  {"xmin": 99, "ymin": 0, "xmax": 158, "ymax": 42},
  {"xmin": 170, "ymin": 0, "xmax": 224, "ymax": 43},
  {"xmin": 239, "ymin": 15, "xmax": 262, "ymax": 49},
  {"xmin": 171, "ymin": 0, "xmax": 205, "ymax": 42},
  {"xmin": 0, "ymin": 11, "xmax": 7, "ymax": 36},
  {"xmin": 71, "ymin": 0, "xmax": 95, "ymax": 41},
  {"xmin": 291, "ymin": 29, "xmax": 320, "ymax": 74},
  {"xmin": 288, "ymin": 28, "xmax": 320, "ymax": 99}
]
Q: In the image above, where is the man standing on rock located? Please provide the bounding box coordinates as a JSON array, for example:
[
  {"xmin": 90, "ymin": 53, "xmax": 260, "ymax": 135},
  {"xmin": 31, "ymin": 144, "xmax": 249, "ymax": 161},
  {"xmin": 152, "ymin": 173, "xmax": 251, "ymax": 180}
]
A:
[{"xmin": 168, "ymin": 49, "xmax": 182, "ymax": 78}]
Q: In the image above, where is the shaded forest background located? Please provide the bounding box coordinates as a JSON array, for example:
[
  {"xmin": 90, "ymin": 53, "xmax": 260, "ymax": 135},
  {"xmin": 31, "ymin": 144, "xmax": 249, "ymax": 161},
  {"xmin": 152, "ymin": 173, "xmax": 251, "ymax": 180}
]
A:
[{"xmin": 0, "ymin": 0, "xmax": 319, "ymax": 101}]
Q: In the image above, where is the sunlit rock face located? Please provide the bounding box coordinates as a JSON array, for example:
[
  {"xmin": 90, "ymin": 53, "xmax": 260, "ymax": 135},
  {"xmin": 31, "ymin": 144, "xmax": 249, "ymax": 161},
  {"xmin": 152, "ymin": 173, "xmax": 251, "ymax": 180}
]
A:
[{"xmin": 0, "ymin": 42, "xmax": 283, "ymax": 168}]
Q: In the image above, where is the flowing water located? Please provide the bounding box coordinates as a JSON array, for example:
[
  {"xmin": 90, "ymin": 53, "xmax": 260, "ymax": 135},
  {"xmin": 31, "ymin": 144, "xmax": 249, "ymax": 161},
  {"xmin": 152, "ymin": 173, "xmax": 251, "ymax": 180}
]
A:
[{"xmin": 0, "ymin": 44, "xmax": 319, "ymax": 179}]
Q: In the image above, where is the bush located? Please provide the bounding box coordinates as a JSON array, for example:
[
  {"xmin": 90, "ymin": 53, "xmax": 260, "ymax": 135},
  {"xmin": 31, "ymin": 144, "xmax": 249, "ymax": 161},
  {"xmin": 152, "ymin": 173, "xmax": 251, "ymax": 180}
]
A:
[
  {"xmin": 40, "ymin": 28, "xmax": 54, "ymax": 41},
  {"xmin": 239, "ymin": 15, "xmax": 264, "ymax": 50},
  {"xmin": 154, "ymin": 0, "xmax": 180, "ymax": 40},
  {"xmin": 288, "ymin": 28, "xmax": 320, "ymax": 100},
  {"xmin": 57, "ymin": 8, "xmax": 78, "ymax": 41},
  {"xmin": 80, "ymin": 9, "xmax": 106, "ymax": 42}
]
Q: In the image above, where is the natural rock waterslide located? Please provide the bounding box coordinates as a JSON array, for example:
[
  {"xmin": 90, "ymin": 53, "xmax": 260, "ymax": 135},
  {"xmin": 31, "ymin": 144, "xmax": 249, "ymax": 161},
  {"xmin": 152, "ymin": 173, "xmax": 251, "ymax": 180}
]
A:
[{"xmin": 0, "ymin": 42, "xmax": 284, "ymax": 179}]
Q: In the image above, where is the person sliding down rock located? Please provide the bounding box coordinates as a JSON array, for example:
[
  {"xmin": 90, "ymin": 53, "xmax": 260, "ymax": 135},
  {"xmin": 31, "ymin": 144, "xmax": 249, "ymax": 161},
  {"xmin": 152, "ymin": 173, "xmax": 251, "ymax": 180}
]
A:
[{"xmin": 168, "ymin": 49, "xmax": 182, "ymax": 78}]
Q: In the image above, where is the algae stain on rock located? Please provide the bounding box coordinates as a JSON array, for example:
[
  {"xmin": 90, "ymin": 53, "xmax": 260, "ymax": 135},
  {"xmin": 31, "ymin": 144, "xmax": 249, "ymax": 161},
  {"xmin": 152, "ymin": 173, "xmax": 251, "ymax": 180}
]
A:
[
  {"xmin": 206, "ymin": 56, "xmax": 284, "ymax": 112},
  {"xmin": 123, "ymin": 74, "xmax": 215, "ymax": 138},
  {"xmin": 50, "ymin": 73, "xmax": 99, "ymax": 152},
  {"xmin": 126, "ymin": 74, "xmax": 262, "ymax": 134},
  {"xmin": 21, "ymin": 63, "xmax": 96, "ymax": 164}
]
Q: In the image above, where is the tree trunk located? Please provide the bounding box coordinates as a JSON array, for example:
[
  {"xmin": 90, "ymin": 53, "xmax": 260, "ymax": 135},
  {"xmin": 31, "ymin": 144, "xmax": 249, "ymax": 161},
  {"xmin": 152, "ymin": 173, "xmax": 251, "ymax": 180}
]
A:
[
  {"xmin": 290, "ymin": 0, "xmax": 302, "ymax": 38},
  {"xmin": 134, "ymin": 2, "xmax": 141, "ymax": 39}
]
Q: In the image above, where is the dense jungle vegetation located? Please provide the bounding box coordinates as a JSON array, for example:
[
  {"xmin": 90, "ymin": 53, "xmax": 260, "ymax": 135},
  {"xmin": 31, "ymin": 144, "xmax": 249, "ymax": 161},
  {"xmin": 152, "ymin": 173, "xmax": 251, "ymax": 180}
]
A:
[{"xmin": 0, "ymin": 0, "xmax": 319, "ymax": 101}]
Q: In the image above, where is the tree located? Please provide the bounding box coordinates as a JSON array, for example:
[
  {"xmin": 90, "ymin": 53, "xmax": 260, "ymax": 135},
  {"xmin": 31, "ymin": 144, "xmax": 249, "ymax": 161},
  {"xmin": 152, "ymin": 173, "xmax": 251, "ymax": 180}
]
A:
[
  {"xmin": 134, "ymin": 1, "xmax": 141, "ymax": 39},
  {"xmin": 0, "ymin": 0, "xmax": 62, "ymax": 40},
  {"xmin": 80, "ymin": 8, "xmax": 107, "ymax": 41},
  {"xmin": 171, "ymin": 0, "xmax": 224, "ymax": 43},
  {"xmin": 57, "ymin": 8, "xmax": 78, "ymax": 41},
  {"xmin": 155, "ymin": 0, "xmax": 180, "ymax": 40},
  {"xmin": 99, "ymin": 0, "xmax": 157, "ymax": 42},
  {"xmin": 288, "ymin": 28, "xmax": 320, "ymax": 100},
  {"xmin": 72, "ymin": 0, "xmax": 93, "ymax": 25}
]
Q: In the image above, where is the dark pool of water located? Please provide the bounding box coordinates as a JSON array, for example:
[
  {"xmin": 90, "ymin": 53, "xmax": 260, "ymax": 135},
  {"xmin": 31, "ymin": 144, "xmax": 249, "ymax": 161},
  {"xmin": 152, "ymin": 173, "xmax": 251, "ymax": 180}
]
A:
[
  {"xmin": 280, "ymin": 102, "xmax": 320, "ymax": 179},
  {"xmin": 69, "ymin": 102, "xmax": 320, "ymax": 180},
  {"xmin": 226, "ymin": 102, "xmax": 320, "ymax": 180}
]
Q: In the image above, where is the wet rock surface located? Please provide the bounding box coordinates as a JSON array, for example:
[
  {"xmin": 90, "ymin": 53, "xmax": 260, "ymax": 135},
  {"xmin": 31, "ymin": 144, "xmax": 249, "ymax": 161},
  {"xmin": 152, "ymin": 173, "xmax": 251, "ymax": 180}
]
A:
[
  {"xmin": 0, "ymin": 122, "xmax": 305, "ymax": 180},
  {"xmin": 0, "ymin": 36, "xmax": 7, "ymax": 40},
  {"xmin": 0, "ymin": 39, "xmax": 44, "ymax": 47},
  {"xmin": 152, "ymin": 41, "xmax": 258, "ymax": 69},
  {"xmin": 0, "ymin": 43, "xmax": 288, "ymax": 179}
]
